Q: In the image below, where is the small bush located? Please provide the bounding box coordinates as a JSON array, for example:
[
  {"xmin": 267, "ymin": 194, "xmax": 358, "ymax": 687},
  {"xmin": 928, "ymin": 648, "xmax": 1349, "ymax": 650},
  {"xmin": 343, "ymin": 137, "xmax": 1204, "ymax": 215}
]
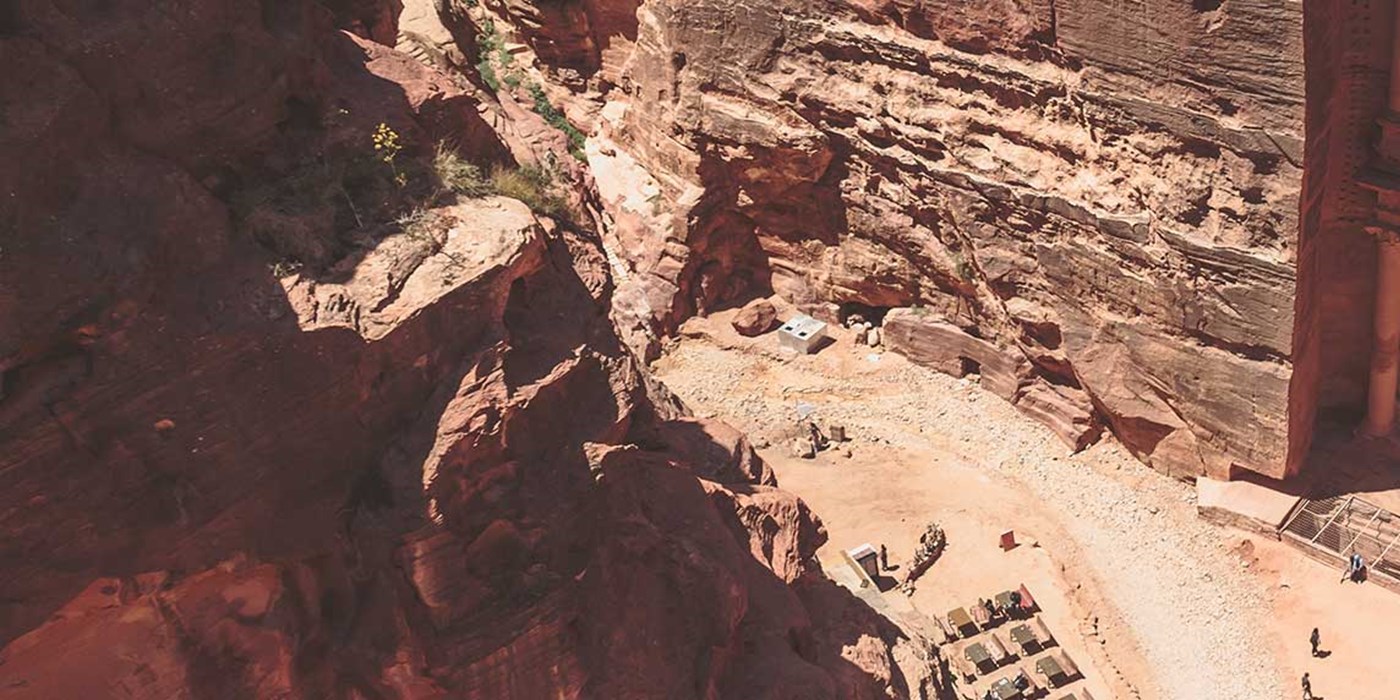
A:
[
  {"xmin": 477, "ymin": 19, "xmax": 504, "ymax": 55},
  {"xmin": 475, "ymin": 19, "xmax": 507, "ymax": 94},
  {"xmin": 433, "ymin": 147, "xmax": 493, "ymax": 198},
  {"xmin": 527, "ymin": 83, "xmax": 587, "ymax": 161},
  {"xmin": 489, "ymin": 164, "xmax": 569, "ymax": 219},
  {"xmin": 477, "ymin": 58, "xmax": 499, "ymax": 91}
]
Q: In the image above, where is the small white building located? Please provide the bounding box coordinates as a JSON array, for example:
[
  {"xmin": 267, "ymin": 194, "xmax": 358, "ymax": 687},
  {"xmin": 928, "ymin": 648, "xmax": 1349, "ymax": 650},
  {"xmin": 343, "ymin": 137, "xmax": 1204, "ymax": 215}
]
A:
[
  {"xmin": 844, "ymin": 543, "xmax": 880, "ymax": 586},
  {"xmin": 778, "ymin": 314, "xmax": 828, "ymax": 354}
]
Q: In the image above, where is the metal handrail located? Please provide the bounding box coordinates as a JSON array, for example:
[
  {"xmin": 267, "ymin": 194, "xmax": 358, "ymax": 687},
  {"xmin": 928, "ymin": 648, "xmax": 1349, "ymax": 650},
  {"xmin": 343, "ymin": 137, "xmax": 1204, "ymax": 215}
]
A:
[
  {"xmin": 1342, "ymin": 509, "xmax": 1384, "ymax": 556},
  {"xmin": 1310, "ymin": 496, "xmax": 1354, "ymax": 545}
]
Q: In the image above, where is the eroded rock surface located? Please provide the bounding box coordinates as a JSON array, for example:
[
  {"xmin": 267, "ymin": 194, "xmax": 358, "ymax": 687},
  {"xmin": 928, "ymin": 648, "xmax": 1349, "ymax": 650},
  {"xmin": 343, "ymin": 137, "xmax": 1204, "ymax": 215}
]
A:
[
  {"xmin": 514, "ymin": 0, "xmax": 1304, "ymax": 479},
  {"xmin": 0, "ymin": 1, "xmax": 938, "ymax": 697}
]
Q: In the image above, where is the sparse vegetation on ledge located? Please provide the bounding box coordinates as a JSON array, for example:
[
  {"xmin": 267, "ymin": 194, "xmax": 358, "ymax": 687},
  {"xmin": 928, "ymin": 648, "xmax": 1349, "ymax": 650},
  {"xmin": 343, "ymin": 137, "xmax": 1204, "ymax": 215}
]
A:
[
  {"xmin": 234, "ymin": 121, "xmax": 577, "ymax": 277},
  {"xmin": 488, "ymin": 164, "xmax": 571, "ymax": 220},
  {"xmin": 474, "ymin": 19, "xmax": 587, "ymax": 162}
]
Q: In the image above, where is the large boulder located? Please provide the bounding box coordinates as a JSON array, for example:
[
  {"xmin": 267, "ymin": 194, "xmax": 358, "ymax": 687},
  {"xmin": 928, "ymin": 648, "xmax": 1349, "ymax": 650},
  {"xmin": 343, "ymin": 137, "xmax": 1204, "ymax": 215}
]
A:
[{"xmin": 733, "ymin": 299, "xmax": 779, "ymax": 336}]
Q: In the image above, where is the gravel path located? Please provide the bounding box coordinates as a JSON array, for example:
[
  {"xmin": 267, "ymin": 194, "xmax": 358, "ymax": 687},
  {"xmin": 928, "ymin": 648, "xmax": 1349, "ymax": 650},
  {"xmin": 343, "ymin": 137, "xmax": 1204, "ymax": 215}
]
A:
[{"xmin": 655, "ymin": 327, "xmax": 1282, "ymax": 700}]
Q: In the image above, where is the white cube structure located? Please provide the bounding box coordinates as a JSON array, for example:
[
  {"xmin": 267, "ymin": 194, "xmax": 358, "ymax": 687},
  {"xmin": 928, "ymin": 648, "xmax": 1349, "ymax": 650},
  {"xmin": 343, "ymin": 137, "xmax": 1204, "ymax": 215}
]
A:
[{"xmin": 778, "ymin": 314, "xmax": 828, "ymax": 354}]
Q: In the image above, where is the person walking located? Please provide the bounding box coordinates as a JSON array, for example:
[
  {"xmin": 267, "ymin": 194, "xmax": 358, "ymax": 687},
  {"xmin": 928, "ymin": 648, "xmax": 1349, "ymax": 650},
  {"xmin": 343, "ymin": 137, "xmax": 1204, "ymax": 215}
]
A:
[
  {"xmin": 1301, "ymin": 672, "xmax": 1313, "ymax": 700},
  {"xmin": 1310, "ymin": 627, "xmax": 1321, "ymax": 657},
  {"xmin": 879, "ymin": 544, "xmax": 889, "ymax": 571}
]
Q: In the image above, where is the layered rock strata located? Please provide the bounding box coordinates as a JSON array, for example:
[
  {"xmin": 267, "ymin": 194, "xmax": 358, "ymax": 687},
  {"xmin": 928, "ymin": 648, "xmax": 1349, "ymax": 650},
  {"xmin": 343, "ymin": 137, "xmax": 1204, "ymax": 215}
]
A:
[{"xmin": 503, "ymin": 0, "xmax": 1306, "ymax": 479}]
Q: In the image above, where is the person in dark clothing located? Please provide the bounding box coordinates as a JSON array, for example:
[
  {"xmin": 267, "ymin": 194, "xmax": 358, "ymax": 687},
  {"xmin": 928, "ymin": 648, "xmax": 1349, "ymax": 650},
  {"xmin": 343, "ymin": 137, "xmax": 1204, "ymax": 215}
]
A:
[
  {"xmin": 1310, "ymin": 627, "xmax": 1321, "ymax": 657},
  {"xmin": 806, "ymin": 420, "xmax": 825, "ymax": 454},
  {"xmin": 1302, "ymin": 672, "xmax": 1313, "ymax": 700},
  {"xmin": 879, "ymin": 544, "xmax": 889, "ymax": 570}
]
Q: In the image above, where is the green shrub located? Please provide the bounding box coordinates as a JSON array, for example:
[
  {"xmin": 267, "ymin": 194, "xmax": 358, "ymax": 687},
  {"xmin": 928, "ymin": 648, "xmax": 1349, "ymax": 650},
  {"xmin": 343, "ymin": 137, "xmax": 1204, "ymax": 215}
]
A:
[
  {"xmin": 477, "ymin": 19, "xmax": 504, "ymax": 55},
  {"xmin": 475, "ymin": 20, "xmax": 506, "ymax": 91},
  {"xmin": 527, "ymin": 83, "xmax": 587, "ymax": 161},
  {"xmin": 433, "ymin": 146, "xmax": 493, "ymax": 198},
  {"xmin": 490, "ymin": 164, "xmax": 570, "ymax": 219},
  {"xmin": 477, "ymin": 58, "xmax": 499, "ymax": 91}
]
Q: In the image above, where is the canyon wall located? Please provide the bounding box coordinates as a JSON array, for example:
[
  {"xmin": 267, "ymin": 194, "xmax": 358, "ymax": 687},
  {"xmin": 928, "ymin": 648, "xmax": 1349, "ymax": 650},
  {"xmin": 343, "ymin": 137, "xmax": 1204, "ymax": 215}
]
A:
[
  {"xmin": 516, "ymin": 0, "xmax": 1308, "ymax": 479},
  {"xmin": 0, "ymin": 2, "xmax": 936, "ymax": 697},
  {"xmin": 1291, "ymin": 0, "xmax": 1394, "ymax": 465}
]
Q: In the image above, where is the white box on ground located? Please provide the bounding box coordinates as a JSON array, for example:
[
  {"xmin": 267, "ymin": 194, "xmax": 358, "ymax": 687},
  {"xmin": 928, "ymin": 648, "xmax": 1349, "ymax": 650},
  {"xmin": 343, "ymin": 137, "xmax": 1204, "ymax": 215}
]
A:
[{"xmin": 778, "ymin": 314, "xmax": 828, "ymax": 354}]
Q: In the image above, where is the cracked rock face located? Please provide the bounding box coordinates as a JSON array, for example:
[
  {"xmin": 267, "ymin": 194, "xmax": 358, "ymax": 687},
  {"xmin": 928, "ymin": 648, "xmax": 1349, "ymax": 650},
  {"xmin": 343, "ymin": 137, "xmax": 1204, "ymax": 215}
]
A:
[{"xmin": 554, "ymin": 0, "xmax": 1305, "ymax": 479}]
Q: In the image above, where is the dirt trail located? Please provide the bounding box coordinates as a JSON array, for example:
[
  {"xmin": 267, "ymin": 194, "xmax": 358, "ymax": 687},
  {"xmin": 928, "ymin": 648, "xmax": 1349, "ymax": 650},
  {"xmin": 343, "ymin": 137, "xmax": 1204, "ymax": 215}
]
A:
[{"xmin": 655, "ymin": 312, "xmax": 1287, "ymax": 700}]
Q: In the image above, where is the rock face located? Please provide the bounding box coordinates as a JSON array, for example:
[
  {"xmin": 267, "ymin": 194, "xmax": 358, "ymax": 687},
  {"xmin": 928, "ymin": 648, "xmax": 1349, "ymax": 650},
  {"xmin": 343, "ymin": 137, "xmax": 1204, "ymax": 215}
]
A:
[
  {"xmin": 0, "ymin": 2, "xmax": 941, "ymax": 698},
  {"xmin": 884, "ymin": 310, "xmax": 1101, "ymax": 451},
  {"xmin": 1289, "ymin": 1, "xmax": 1395, "ymax": 466},
  {"xmin": 510, "ymin": 0, "xmax": 1307, "ymax": 479}
]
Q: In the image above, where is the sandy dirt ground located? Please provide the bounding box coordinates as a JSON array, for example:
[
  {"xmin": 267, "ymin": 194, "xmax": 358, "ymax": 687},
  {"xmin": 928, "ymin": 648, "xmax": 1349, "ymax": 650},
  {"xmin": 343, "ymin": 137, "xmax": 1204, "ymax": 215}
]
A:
[{"xmin": 653, "ymin": 306, "xmax": 1400, "ymax": 700}]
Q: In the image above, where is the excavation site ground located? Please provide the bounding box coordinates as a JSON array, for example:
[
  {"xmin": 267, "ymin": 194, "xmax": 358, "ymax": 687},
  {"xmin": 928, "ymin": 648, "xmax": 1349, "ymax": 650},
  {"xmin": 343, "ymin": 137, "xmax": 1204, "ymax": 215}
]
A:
[{"xmin": 657, "ymin": 305, "xmax": 1400, "ymax": 700}]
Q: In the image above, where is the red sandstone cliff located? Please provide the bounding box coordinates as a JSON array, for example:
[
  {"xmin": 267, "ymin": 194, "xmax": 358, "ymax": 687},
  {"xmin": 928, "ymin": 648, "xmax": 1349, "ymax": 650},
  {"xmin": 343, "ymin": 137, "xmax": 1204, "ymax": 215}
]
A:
[
  {"xmin": 0, "ymin": 1, "xmax": 937, "ymax": 697},
  {"xmin": 489, "ymin": 0, "xmax": 1306, "ymax": 480}
]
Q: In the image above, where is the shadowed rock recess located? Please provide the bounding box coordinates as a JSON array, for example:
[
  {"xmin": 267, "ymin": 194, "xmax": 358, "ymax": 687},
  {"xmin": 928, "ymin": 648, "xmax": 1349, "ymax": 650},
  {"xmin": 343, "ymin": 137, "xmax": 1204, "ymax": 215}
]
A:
[{"xmin": 1, "ymin": 0, "xmax": 1322, "ymax": 697}]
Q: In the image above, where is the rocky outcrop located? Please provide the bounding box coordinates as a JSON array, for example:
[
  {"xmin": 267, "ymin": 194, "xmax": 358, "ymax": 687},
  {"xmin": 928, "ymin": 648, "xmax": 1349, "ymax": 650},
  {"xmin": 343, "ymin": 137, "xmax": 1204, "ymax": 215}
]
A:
[
  {"xmin": 325, "ymin": 0, "xmax": 404, "ymax": 45},
  {"xmin": 884, "ymin": 309, "xmax": 1100, "ymax": 450},
  {"xmin": 500, "ymin": 0, "xmax": 1305, "ymax": 479},
  {"xmin": 631, "ymin": 416, "xmax": 779, "ymax": 486},
  {"xmin": 0, "ymin": 2, "xmax": 939, "ymax": 697}
]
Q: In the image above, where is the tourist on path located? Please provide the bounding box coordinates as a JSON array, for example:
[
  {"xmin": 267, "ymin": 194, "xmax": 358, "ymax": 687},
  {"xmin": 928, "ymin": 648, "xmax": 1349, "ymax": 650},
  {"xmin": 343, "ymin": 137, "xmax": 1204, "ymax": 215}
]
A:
[
  {"xmin": 1302, "ymin": 672, "xmax": 1313, "ymax": 700},
  {"xmin": 1310, "ymin": 627, "xmax": 1321, "ymax": 657}
]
